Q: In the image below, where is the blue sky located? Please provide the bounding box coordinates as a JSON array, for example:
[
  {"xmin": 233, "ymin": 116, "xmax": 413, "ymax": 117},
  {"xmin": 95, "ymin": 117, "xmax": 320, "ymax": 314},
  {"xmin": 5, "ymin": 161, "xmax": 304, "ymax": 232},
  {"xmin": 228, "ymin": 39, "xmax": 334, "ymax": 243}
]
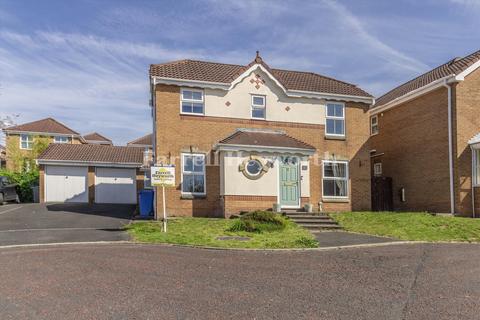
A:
[{"xmin": 0, "ymin": 0, "xmax": 479, "ymax": 144}]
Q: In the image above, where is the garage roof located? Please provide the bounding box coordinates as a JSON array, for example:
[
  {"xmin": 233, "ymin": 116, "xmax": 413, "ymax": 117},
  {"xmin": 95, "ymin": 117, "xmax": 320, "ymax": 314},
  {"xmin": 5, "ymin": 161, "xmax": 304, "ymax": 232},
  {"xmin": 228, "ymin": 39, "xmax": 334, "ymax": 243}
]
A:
[{"xmin": 38, "ymin": 144, "xmax": 144, "ymax": 166}]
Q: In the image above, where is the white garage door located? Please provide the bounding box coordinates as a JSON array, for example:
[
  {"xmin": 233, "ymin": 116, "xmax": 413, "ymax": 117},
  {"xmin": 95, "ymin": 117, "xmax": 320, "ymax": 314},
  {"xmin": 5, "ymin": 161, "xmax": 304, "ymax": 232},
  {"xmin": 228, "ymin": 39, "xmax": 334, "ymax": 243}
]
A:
[
  {"xmin": 95, "ymin": 168, "xmax": 137, "ymax": 204},
  {"xmin": 45, "ymin": 165, "xmax": 88, "ymax": 203}
]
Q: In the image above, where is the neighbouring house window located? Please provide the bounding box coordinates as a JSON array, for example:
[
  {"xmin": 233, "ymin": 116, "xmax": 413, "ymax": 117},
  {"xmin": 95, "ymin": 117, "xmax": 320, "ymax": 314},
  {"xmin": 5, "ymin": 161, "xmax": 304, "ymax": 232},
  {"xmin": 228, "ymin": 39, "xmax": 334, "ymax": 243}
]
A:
[
  {"xmin": 144, "ymin": 170, "xmax": 152, "ymax": 189},
  {"xmin": 20, "ymin": 134, "xmax": 33, "ymax": 149},
  {"xmin": 473, "ymin": 149, "xmax": 480, "ymax": 186},
  {"xmin": 54, "ymin": 136, "xmax": 70, "ymax": 143},
  {"xmin": 371, "ymin": 115, "xmax": 379, "ymax": 135},
  {"xmin": 251, "ymin": 95, "xmax": 266, "ymax": 119},
  {"xmin": 182, "ymin": 153, "xmax": 206, "ymax": 195},
  {"xmin": 181, "ymin": 89, "xmax": 204, "ymax": 115},
  {"xmin": 323, "ymin": 160, "xmax": 348, "ymax": 198},
  {"xmin": 373, "ymin": 162, "xmax": 382, "ymax": 177},
  {"xmin": 325, "ymin": 102, "xmax": 345, "ymax": 137}
]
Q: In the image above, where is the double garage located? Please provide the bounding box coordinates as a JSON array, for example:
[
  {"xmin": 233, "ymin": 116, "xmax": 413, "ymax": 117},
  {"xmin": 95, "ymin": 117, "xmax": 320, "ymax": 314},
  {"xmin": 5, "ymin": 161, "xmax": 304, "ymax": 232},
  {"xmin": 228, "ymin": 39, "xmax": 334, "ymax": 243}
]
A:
[{"xmin": 38, "ymin": 144, "xmax": 144, "ymax": 205}]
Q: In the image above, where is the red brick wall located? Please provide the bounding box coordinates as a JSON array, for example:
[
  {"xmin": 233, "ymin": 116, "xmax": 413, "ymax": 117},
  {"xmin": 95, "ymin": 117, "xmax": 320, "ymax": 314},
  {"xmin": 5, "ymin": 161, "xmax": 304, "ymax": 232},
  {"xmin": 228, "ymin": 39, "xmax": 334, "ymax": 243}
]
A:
[
  {"xmin": 154, "ymin": 84, "xmax": 372, "ymax": 217},
  {"xmin": 454, "ymin": 68, "xmax": 480, "ymax": 216},
  {"xmin": 370, "ymin": 87, "xmax": 451, "ymax": 212}
]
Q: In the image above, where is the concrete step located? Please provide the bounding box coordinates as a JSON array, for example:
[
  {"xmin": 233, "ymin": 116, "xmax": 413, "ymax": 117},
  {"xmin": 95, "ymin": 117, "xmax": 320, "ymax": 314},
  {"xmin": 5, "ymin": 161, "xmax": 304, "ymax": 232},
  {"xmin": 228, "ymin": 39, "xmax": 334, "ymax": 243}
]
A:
[
  {"xmin": 286, "ymin": 215, "xmax": 331, "ymax": 219},
  {"xmin": 290, "ymin": 218, "xmax": 338, "ymax": 224},
  {"xmin": 298, "ymin": 223, "xmax": 342, "ymax": 230}
]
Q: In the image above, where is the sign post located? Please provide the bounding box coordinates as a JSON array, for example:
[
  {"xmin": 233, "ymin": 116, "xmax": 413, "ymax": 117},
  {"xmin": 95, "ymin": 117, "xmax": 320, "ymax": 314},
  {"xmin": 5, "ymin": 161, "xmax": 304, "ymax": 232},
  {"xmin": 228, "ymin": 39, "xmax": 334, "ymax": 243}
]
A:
[{"xmin": 151, "ymin": 165, "xmax": 175, "ymax": 232}]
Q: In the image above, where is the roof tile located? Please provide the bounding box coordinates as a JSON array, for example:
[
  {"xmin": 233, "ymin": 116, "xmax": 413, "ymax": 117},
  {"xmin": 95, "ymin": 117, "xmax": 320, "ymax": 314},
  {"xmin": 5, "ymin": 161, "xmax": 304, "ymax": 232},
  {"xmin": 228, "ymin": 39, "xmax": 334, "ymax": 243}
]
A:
[
  {"xmin": 38, "ymin": 144, "xmax": 143, "ymax": 165},
  {"xmin": 376, "ymin": 49, "xmax": 480, "ymax": 107},
  {"xmin": 150, "ymin": 57, "xmax": 372, "ymax": 98},
  {"xmin": 218, "ymin": 129, "xmax": 315, "ymax": 150},
  {"xmin": 4, "ymin": 118, "xmax": 79, "ymax": 135}
]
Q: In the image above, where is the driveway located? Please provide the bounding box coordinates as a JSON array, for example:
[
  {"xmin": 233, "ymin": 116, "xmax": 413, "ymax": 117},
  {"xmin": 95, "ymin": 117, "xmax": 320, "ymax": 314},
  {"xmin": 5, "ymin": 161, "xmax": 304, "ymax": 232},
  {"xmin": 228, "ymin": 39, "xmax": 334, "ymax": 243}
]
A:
[
  {"xmin": 0, "ymin": 203, "xmax": 134, "ymax": 245},
  {"xmin": 0, "ymin": 243, "xmax": 478, "ymax": 319}
]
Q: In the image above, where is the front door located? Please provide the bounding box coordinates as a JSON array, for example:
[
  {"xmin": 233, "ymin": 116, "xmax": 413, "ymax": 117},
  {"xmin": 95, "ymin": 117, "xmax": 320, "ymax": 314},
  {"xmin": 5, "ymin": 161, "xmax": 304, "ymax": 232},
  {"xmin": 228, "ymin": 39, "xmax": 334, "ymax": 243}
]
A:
[{"xmin": 279, "ymin": 156, "xmax": 300, "ymax": 208}]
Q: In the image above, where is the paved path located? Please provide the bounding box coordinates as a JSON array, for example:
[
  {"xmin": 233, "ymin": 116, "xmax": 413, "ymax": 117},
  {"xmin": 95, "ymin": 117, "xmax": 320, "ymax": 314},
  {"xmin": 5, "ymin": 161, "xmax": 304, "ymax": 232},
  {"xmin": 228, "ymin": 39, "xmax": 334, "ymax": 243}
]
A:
[
  {"xmin": 315, "ymin": 230, "xmax": 398, "ymax": 247},
  {"xmin": 0, "ymin": 243, "xmax": 478, "ymax": 319},
  {"xmin": 0, "ymin": 203, "xmax": 133, "ymax": 245}
]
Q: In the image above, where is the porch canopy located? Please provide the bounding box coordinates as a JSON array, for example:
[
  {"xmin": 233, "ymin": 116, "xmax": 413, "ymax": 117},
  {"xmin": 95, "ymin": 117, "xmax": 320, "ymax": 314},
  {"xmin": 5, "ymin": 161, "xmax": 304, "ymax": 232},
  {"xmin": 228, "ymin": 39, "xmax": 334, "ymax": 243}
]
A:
[
  {"xmin": 469, "ymin": 133, "xmax": 480, "ymax": 149},
  {"xmin": 214, "ymin": 128, "xmax": 316, "ymax": 155}
]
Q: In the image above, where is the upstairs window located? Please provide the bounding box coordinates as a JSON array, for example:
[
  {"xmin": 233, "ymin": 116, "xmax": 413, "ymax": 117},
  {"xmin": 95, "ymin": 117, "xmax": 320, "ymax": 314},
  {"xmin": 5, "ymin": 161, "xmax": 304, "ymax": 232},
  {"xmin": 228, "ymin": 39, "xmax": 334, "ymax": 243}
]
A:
[
  {"xmin": 371, "ymin": 115, "xmax": 379, "ymax": 135},
  {"xmin": 20, "ymin": 134, "xmax": 33, "ymax": 150},
  {"xmin": 54, "ymin": 136, "xmax": 70, "ymax": 143},
  {"xmin": 181, "ymin": 89, "xmax": 204, "ymax": 115},
  {"xmin": 326, "ymin": 102, "xmax": 345, "ymax": 137},
  {"xmin": 323, "ymin": 160, "xmax": 348, "ymax": 198},
  {"xmin": 251, "ymin": 95, "xmax": 266, "ymax": 120}
]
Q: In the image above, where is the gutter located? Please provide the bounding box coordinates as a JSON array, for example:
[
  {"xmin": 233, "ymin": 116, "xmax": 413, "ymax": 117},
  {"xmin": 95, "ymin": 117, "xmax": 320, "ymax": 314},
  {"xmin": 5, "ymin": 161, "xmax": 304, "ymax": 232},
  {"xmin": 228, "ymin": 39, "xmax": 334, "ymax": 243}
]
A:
[{"xmin": 472, "ymin": 145, "xmax": 476, "ymax": 218}]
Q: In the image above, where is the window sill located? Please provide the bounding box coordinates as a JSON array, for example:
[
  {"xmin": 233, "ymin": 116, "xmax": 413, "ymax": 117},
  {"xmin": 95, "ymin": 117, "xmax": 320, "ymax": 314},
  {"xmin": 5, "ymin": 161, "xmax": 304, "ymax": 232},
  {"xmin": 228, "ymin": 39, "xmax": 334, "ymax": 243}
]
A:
[
  {"xmin": 322, "ymin": 197, "xmax": 349, "ymax": 203},
  {"xmin": 325, "ymin": 135, "xmax": 346, "ymax": 141},
  {"xmin": 181, "ymin": 194, "xmax": 207, "ymax": 200},
  {"xmin": 180, "ymin": 113, "xmax": 205, "ymax": 117}
]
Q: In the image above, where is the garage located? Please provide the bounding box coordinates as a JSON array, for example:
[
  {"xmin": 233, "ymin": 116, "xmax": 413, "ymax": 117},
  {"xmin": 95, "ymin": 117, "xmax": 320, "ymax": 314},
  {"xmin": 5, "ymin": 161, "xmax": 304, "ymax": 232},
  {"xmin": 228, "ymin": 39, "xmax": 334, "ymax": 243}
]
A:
[
  {"xmin": 45, "ymin": 165, "xmax": 88, "ymax": 203},
  {"xmin": 95, "ymin": 167, "xmax": 137, "ymax": 204},
  {"xmin": 38, "ymin": 144, "xmax": 144, "ymax": 205}
]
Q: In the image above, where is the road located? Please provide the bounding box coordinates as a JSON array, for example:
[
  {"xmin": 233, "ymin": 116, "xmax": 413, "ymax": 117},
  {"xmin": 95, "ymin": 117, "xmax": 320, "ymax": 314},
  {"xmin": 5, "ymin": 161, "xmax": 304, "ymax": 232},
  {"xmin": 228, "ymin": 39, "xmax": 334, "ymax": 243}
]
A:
[{"xmin": 0, "ymin": 243, "xmax": 478, "ymax": 319}]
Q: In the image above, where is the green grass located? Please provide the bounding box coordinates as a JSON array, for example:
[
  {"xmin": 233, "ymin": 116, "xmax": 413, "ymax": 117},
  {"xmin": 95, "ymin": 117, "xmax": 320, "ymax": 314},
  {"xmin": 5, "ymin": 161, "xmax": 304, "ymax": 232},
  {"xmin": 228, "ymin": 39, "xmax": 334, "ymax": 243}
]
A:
[
  {"xmin": 125, "ymin": 217, "xmax": 318, "ymax": 249},
  {"xmin": 331, "ymin": 212, "xmax": 480, "ymax": 242}
]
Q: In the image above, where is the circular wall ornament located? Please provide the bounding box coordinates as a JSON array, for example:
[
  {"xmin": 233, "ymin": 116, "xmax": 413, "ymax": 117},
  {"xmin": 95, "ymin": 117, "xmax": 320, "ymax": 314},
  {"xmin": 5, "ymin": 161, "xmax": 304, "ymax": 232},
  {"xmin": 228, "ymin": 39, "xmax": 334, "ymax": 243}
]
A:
[{"xmin": 239, "ymin": 156, "xmax": 270, "ymax": 180}]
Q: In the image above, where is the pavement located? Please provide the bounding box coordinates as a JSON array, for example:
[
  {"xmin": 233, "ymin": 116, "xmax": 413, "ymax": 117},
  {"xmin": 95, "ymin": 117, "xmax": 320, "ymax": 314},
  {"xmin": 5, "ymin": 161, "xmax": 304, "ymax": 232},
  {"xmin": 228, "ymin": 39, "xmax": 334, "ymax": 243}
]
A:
[
  {"xmin": 315, "ymin": 230, "xmax": 398, "ymax": 247},
  {"xmin": 0, "ymin": 242, "xmax": 479, "ymax": 319},
  {"xmin": 0, "ymin": 203, "xmax": 134, "ymax": 245}
]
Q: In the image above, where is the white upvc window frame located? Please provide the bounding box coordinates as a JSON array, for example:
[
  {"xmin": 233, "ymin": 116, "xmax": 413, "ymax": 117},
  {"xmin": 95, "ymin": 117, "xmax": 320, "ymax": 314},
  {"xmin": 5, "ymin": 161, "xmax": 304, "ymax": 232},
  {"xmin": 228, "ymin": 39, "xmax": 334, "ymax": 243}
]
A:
[
  {"xmin": 473, "ymin": 149, "xmax": 480, "ymax": 187},
  {"xmin": 322, "ymin": 160, "xmax": 349, "ymax": 198},
  {"xmin": 325, "ymin": 102, "xmax": 346, "ymax": 137},
  {"xmin": 373, "ymin": 162, "xmax": 382, "ymax": 177},
  {"xmin": 370, "ymin": 115, "xmax": 379, "ymax": 135},
  {"xmin": 180, "ymin": 88, "xmax": 204, "ymax": 116},
  {"xmin": 144, "ymin": 170, "xmax": 152, "ymax": 189},
  {"xmin": 54, "ymin": 136, "xmax": 70, "ymax": 144},
  {"xmin": 251, "ymin": 94, "xmax": 266, "ymax": 120},
  {"xmin": 181, "ymin": 153, "xmax": 206, "ymax": 196},
  {"xmin": 20, "ymin": 134, "xmax": 33, "ymax": 150}
]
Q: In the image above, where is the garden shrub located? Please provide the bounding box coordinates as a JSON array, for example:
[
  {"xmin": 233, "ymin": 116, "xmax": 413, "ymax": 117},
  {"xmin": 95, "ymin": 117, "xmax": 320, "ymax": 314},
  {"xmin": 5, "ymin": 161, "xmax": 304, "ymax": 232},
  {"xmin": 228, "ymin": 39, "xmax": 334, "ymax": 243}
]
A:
[
  {"xmin": 0, "ymin": 169, "xmax": 39, "ymax": 202},
  {"xmin": 228, "ymin": 210, "xmax": 287, "ymax": 233}
]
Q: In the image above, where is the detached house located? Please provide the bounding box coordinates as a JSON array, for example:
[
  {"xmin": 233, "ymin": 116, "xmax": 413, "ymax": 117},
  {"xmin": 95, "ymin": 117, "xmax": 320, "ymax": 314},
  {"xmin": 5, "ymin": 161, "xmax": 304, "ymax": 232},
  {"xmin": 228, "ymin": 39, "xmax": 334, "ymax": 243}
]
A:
[
  {"xmin": 150, "ymin": 53, "xmax": 374, "ymax": 217},
  {"xmin": 3, "ymin": 118, "xmax": 83, "ymax": 171},
  {"xmin": 370, "ymin": 49, "xmax": 480, "ymax": 217}
]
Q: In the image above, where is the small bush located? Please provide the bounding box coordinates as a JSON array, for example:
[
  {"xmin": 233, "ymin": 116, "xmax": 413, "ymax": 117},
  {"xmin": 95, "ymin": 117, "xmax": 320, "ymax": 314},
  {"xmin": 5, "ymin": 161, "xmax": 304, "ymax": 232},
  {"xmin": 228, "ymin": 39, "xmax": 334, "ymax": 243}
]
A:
[
  {"xmin": 228, "ymin": 211, "xmax": 287, "ymax": 233},
  {"xmin": 0, "ymin": 169, "xmax": 39, "ymax": 202}
]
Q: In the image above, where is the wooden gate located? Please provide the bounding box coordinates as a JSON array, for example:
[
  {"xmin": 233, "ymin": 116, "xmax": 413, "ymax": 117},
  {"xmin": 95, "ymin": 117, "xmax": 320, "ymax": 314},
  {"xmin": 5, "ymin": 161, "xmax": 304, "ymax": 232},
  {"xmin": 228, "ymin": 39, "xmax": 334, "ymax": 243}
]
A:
[{"xmin": 371, "ymin": 177, "xmax": 393, "ymax": 211}]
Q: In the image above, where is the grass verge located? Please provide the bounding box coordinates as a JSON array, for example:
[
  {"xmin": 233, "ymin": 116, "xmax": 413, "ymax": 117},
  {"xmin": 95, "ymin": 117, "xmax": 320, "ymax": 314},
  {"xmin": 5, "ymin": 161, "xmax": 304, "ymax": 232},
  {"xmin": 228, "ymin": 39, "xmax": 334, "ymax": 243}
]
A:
[
  {"xmin": 125, "ymin": 217, "xmax": 318, "ymax": 249},
  {"xmin": 331, "ymin": 212, "xmax": 480, "ymax": 242}
]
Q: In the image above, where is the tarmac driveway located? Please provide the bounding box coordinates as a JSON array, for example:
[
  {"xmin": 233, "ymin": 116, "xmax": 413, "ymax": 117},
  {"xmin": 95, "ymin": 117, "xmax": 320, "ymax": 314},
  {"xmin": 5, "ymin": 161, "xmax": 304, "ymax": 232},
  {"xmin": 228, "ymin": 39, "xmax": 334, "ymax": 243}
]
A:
[{"xmin": 0, "ymin": 203, "xmax": 134, "ymax": 246}]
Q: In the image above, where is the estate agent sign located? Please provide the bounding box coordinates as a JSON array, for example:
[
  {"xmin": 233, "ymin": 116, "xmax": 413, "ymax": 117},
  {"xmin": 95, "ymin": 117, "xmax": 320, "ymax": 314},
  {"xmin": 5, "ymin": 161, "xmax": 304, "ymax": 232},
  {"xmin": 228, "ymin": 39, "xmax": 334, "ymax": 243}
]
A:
[
  {"xmin": 150, "ymin": 165, "xmax": 175, "ymax": 232},
  {"xmin": 151, "ymin": 166, "xmax": 175, "ymax": 187}
]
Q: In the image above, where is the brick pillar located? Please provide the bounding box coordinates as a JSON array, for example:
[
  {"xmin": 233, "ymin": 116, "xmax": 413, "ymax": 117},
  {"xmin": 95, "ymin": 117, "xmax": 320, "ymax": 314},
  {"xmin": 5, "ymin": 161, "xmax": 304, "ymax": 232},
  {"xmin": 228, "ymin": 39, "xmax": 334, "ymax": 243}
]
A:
[{"xmin": 88, "ymin": 166, "xmax": 95, "ymax": 204}]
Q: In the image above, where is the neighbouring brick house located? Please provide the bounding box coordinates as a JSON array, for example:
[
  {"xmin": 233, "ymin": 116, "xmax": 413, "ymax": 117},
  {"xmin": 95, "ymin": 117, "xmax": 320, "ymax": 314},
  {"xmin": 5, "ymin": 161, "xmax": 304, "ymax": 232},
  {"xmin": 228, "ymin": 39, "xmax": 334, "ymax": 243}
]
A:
[
  {"xmin": 82, "ymin": 132, "xmax": 113, "ymax": 145},
  {"xmin": 3, "ymin": 118, "xmax": 84, "ymax": 171},
  {"xmin": 150, "ymin": 53, "xmax": 374, "ymax": 218},
  {"xmin": 370, "ymin": 49, "xmax": 480, "ymax": 217}
]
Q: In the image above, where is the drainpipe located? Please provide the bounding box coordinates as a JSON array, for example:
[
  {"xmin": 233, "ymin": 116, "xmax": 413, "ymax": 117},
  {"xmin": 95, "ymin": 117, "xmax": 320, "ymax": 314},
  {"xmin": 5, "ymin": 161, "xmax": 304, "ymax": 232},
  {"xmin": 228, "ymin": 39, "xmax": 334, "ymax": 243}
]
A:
[
  {"xmin": 472, "ymin": 145, "xmax": 476, "ymax": 218},
  {"xmin": 443, "ymin": 81, "xmax": 455, "ymax": 215}
]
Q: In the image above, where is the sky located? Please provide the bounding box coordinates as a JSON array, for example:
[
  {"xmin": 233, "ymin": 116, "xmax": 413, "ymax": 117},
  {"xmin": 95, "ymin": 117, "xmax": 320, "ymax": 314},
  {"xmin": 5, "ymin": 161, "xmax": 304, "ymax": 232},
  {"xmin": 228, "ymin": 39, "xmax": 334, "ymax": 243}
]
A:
[{"xmin": 0, "ymin": 0, "xmax": 479, "ymax": 145}]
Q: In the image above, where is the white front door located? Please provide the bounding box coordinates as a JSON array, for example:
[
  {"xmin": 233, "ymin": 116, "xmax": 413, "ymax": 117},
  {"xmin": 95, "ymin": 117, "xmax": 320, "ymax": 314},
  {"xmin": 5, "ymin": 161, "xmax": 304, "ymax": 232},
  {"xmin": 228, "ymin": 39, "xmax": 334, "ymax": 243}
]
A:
[
  {"xmin": 95, "ymin": 168, "xmax": 137, "ymax": 204},
  {"xmin": 45, "ymin": 165, "xmax": 88, "ymax": 203}
]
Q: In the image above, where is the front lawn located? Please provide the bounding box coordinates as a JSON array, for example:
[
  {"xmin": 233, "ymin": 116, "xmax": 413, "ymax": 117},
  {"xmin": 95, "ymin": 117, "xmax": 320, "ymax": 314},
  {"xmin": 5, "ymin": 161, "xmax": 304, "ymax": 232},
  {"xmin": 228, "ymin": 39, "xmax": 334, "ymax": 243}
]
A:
[
  {"xmin": 331, "ymin": 212, "xmax": 480, "ymax": 242},
  {"xmin": 126, "ymin": 216, "xmax": 318, "ymax": 249}
]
